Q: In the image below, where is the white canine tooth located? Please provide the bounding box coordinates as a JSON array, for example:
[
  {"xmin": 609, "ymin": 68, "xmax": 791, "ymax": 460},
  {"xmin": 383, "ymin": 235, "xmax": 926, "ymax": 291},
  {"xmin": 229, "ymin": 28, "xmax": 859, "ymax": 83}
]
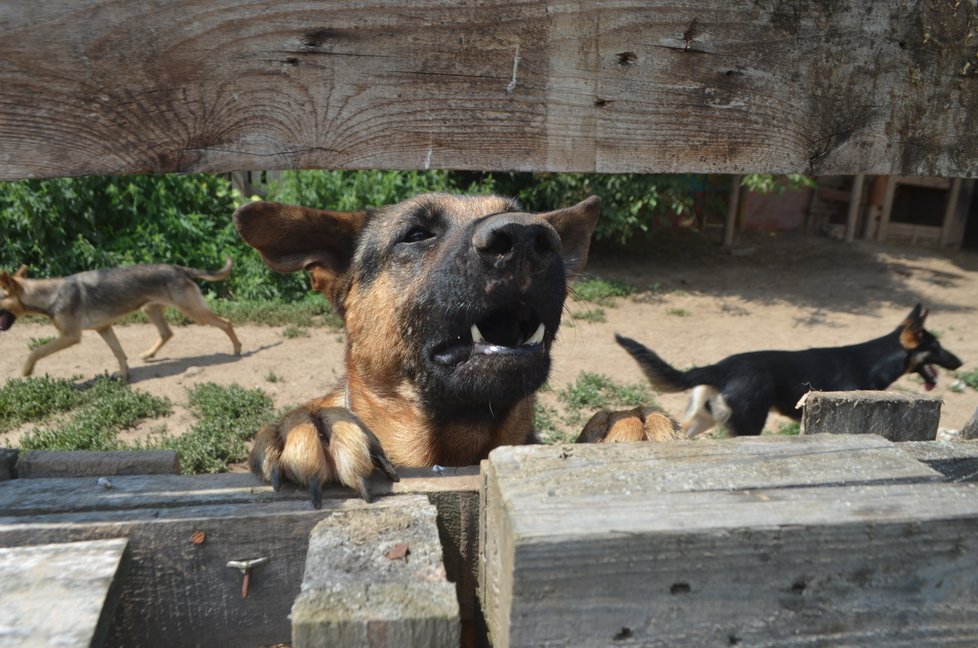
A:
[
  {"xmin": 471, "ymin": 324, "xmax": 486, "ymax": 344},
  {"xmin": 524, "ymin": 323, "xmax": 545, "ymax": 345}
]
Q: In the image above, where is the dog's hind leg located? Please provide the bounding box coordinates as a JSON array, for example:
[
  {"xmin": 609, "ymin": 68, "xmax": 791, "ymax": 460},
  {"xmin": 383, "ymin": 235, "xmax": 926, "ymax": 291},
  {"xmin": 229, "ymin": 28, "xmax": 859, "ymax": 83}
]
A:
[
  {"xmin": 173, "ymin": 288, "xmax": 242, "ymax": 355},
  {"xmin": 22, "ymin": 333, "xmax": 82, "ymax": 376},
  {"xmin": 140, "ymin": 303, "xmax": 173, "ymax": 359},
  {"xmin": 681, "ymin": 385, "xmax": 719, "ymax": 437},
  {"xmin": 96, "ymin": 325, "xmax": 130, "ymax": 380}
]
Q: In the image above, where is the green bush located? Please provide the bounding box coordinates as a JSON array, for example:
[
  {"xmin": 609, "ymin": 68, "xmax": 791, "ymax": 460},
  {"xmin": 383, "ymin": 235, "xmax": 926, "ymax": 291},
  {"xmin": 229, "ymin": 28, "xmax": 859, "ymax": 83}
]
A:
[
  {"xmin": 1, "ymin": 171, "xmax": 812, "ymax": 306},
  {"xmin": 143, "ymin": 382, "xmax": 274, "ymax": 474}
]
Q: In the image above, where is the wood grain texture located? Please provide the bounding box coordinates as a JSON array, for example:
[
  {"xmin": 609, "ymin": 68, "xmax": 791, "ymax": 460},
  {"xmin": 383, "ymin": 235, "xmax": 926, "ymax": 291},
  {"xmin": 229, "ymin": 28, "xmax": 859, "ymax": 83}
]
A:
[
  {"xmin": 479, "ymin": 436, "xmax": 978, "ymax": 647},
  {"xmin": 800, "ymin": 390, "xmax": 942, "ymax": 441},
  {"xmin": 0, "ymin": 1, "xmax": 975, "ymax": 179},
  {"xmin": 292, "ymin": 496, "xmax": 459, "ymax": 648},
  {"xmin": 0, "ymin": 469, "xmax": 478, "ymax": 647},
  {"xmin": 0, "ymin": 538, "xmax": 128, "ymax": 648}
]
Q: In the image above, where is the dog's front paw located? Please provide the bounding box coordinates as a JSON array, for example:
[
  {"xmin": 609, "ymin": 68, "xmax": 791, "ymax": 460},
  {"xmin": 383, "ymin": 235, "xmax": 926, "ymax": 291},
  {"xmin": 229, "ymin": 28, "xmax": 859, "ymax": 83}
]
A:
[
  {"xmin": 576, "ymin": 405, "xmax": 686, "ymax": 443},
  {"xmin": 250, "ymin": 404, "xmax": 399, "ymax": 507}
]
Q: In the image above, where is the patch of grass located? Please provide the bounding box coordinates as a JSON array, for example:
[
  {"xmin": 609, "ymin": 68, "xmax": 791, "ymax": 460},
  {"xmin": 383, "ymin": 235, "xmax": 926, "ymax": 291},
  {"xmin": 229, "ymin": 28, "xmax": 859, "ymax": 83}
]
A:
[
  {"xmin": 27, "ymin": 336, "xmax": 56, "ymax": 350},
  {"xmin": 141, "ymin": 382, "xmax": 274, "ymax": 474},
  {"xmin": 534, "ymin": 403, "xmax": 571, "ymax": 443},
  {"xmin": 213, "ymin": 298, "xmax": 342, "ymax": 328},
  {"xmin": 667, "ymin": 308, "xmax": 690, "ymax": 317},
  {"xmin": 282, "ymin": 325, "xmax": 310, "ymax": 339},
  {"xmin": 117, "ymin": 297, "xmax": 343, "ymax": 329},
  {"xmin": 4, "ymin": 376, "xmax": 273, "ymax": 475},
  {"xmin": 772, "ymin": 421, "xmax": 801, "ymax": 436},
  {"xmin": 571, "ymin": 307, "xmax": 606, "ymax": 323},
  {"xmin": 556, "ymin": 371, "xmax": 655, "ymax": 427},
  {"xmin": 18, "ymin": 377, "xmax": 172, "ymax": 451},
  {"xmin": 572, "ymin": 277, "xmax": 634, "ymax": 306},
  {"xmin": 0, "ymin": 376, "xmax": 89, "ymax": 434},
  {"xmin": 265, "ymin": 371, "xmax": 283, "ymax": 383},
  {"xmin": 956, "ymin": 369, "xmax": 978, "ymax": 391}
]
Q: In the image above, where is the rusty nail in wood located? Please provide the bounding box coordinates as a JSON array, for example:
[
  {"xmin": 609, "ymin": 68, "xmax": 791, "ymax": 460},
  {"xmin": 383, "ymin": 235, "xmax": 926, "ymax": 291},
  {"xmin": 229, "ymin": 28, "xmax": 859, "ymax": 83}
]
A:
[{"xmin": 227, "ymin": 557, "xmax": 270, "ymax": 599}]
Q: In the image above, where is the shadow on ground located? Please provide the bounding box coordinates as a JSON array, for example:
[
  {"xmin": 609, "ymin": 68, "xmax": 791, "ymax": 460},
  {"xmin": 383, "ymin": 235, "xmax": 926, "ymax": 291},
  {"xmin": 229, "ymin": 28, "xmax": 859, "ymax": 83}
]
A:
[{"xmin": 586, "ymin": 228, "xmax": 978, "ymax": 317}]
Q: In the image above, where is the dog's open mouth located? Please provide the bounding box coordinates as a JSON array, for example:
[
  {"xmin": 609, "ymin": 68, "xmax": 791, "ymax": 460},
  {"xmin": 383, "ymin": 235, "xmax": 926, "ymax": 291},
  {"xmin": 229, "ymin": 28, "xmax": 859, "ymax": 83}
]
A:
[
  {"xmin": 920, "ymin": 364, "xmax": 938, "ymax": 391},
  {"xmin": 432, "ymin": 308, "xmax": 545, "ymax": 367},
  {"xmin": 0, "ymin": 310, "xmax": 15, "ymax": 332}
]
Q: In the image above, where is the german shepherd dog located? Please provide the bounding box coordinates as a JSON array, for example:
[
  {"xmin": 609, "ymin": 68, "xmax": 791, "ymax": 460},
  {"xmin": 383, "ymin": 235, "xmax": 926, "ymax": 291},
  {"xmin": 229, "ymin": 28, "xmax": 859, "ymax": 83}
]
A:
[
  {"xmin": 0, "ymin": 261, "xmax": 242, "ymax": 380},
  {"xmin": 234, "ymin": 193, "xmax": 681, "ymax": 506},
  {"xmin": 616, "ymin": 304, "xmax": 963, "ymax": 437}
]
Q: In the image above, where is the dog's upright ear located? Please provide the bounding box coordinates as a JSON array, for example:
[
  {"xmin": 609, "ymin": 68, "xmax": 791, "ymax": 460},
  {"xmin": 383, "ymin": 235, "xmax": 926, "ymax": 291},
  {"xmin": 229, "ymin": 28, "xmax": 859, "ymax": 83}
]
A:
[
  {"xmin": 0, "ymin": 271, "xmax": 22, "ymax": 295},
  {"xmin": 537, "ymin": 196, "xmax": 601, "ymax": 278},
  {"xmin": 233, "ymin": 201, "xmax": 369, "ymax": 301},
  {"xmin": 899, "ymin": 303, "xmax": 929, "ymax": 348},
  {"xmin": 13, "ymin": 265, "xmax": 28, "ymax": 279}
]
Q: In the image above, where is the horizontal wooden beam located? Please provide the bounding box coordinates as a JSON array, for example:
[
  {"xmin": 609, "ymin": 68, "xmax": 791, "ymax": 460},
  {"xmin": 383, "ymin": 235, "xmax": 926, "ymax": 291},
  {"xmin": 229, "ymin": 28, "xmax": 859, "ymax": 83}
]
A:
[
  {"xmin": 1, "ymin": 1, "xmax": 975, "ymax": 180},
  {"xmin": 480, "ymin": 437, "xmax": 978, "ymax": 647},
  {"xmin": 0, "ymin": 469, "xmax": 479, "ymax": 647}
]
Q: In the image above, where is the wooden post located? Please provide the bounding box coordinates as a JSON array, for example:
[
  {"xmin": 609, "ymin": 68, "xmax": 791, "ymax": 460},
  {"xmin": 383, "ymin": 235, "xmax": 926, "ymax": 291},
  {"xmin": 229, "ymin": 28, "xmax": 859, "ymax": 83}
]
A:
[
  {"xmin": 291, "ymin": 496, "xmax": 460, "ymax": 647},
  {"xmin": 940, "ymin": 177, "xmax": 964, "ymax": 247},
  {"xmin": 723, "ymin": 175, "xmax": 741, "ymax": 248},
  {"xmin": 799, "ymin": 390, "xmax": 942, "ymax": 441},
  {"xmin": 844, "ymin": 174, "xmax": 864, "ymax": 242}
]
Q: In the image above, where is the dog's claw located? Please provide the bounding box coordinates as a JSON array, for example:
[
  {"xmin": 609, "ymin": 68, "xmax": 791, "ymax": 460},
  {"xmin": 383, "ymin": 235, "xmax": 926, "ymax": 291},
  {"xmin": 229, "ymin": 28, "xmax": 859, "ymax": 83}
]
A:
[
  {"xmin": 250, "ymin": 402, "xmax": 400, "ymax": 507},
  {"xmin": 372, "ymin": 448, "xmax": 400, "ymax": 483},
  {"xmin": 308, "ymin": 475, "xmax": 323, "ymax": 509}
]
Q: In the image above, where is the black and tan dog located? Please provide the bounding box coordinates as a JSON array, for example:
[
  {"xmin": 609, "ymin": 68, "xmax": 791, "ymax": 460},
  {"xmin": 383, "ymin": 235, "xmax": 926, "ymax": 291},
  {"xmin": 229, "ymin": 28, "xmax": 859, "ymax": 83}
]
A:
[
  {"xmin": 234, "ymin": 193, "xmax": 682, "ymax": 505},
  {"xmin": 0, "ymin": 261, "xmax": 242, "ymax": 379},
  {"xmin": 616, "ymin": 304, "xmax": 964, "ymax": 437}
]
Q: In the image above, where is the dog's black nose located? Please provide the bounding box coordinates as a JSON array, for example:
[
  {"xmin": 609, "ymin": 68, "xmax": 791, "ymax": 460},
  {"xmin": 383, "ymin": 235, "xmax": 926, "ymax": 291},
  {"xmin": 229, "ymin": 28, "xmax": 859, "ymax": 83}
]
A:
[{"xmin": 473, "ymin": 215, "xmax": 560, "ymax": 272}]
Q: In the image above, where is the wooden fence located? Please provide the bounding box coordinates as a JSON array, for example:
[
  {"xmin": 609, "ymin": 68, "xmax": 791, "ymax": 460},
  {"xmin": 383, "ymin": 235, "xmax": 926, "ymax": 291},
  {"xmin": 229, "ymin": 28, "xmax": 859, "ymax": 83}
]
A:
[
  {"xmin": 1, "ymin": 1, "xmax": 976, "ymax": 180},
  {"xmin": 2, "ymin": 3, "xmax": 978, "ymax": 647}
]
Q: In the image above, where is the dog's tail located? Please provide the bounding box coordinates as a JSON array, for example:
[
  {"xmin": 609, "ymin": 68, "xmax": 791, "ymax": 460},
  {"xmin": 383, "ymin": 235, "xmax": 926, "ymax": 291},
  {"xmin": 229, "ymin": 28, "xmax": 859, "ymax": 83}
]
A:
[
  {"xmin": 615, "ymin": 334, "xmax": 702, "ymax": 392},
  {"xmin": 188, "ymin": 258, "xmax": 234, "ymax": 282}
]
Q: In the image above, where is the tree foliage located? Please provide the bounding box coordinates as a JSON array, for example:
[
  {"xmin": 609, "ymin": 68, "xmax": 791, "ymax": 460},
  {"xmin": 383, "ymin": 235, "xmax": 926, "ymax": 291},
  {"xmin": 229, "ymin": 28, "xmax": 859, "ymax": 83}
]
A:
[{"xmin": 0, "ymin": 171, "xmax": 809, "ymax": 301}]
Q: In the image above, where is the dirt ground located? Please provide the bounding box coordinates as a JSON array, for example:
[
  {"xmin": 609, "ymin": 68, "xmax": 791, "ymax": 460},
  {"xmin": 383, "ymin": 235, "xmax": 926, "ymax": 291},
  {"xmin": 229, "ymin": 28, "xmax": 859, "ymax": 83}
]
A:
[{"xmin": 2, "ymin": 228, "xmax": 977, "ymax": 449}]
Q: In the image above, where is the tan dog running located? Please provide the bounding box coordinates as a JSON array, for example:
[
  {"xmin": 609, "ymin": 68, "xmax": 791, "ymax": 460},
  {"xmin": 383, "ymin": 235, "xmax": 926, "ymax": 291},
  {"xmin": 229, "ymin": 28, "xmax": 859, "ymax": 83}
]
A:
[{"xmin": 0, "ymin": 260, "xmax": 242, "ymax": 380}]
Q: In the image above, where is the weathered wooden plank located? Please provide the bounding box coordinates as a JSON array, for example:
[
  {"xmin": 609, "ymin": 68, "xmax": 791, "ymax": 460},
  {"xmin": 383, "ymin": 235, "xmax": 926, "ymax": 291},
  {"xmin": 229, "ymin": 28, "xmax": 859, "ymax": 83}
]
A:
[
  {"xmin": 800, "ymin": 390, "xmax": 942, "ymax": 441},
  {"xmin": 292, "ymin": 495, "xmax": 459, "ymax": 647},
  {"xmin": 480, "ymin": 435, "xmax": 940, "ymax": 505},
  {"xmin": 0, "ymin": 502, "xmax": 361, "ymax": 647},
  {"xmin": 15, "ymin": 449, "xmax": 181, "ymax": 478},
  {"xmin": 480, "ymin": 437, "xmax": 973, "ymax": 647},
  {"xmin": 0, "ymin": 466, "xmax": 478, "ymax": 517},
  {"xmin": 0, "ymin": 468, "xmax": 478, "ymax": 648},
  {"xmin": 900, "ymin": 440, "xmax": 978, "ymax": 482},
  {"xmin": 0, "ymin": 1, "xmax": 975, "ymax": 179},
  {"xmin": 0, "ymin": 538, "xmax": 129, "ymax": 648}
]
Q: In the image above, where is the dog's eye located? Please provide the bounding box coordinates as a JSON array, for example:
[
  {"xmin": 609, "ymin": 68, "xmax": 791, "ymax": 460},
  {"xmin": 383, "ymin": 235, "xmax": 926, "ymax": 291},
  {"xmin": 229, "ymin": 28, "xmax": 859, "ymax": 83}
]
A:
[{"xmin": 403, "ymin": 227, "xmax": 434, "ymax": 244}]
